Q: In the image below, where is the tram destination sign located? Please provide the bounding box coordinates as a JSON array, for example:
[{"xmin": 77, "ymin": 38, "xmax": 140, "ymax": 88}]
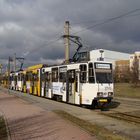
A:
[
  {"xmin": 95, "ymin": 63, "xmax": 111, "ymax": 69},
  {"xmin": 59, "ymin": 66, "xmax": 67, "ymax": 73}
]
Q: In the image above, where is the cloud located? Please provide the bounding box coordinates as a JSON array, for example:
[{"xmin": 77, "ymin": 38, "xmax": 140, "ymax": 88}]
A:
[{"xmin": 0, "ymin": 0, "xmax": 140, "ymax": 71}]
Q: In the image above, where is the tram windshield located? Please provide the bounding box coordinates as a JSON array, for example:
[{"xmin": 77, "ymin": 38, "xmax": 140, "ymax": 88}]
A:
[{"xmin": 96, "ymin": 72, "xmax": 113, "ymax": 83}]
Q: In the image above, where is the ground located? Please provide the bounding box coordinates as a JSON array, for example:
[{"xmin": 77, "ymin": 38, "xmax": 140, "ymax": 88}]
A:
[
  {"xmin": 0, "ymin": 90, "xmax": 96, "ymax": 140},
  {"xmin": 114, "ymin": 83, "xmax": 140, "ymax": 99},
  {"xmin": 0, "ymin": 87, "xmax": 140, "ymax": 140}
]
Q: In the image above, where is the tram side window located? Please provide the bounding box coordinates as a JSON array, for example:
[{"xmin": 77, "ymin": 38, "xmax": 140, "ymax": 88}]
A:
[
  {"xmin": 23, "ymin": 75, "xmax": 26, "ymax": 84},
  {"xmin": 10, "ymin": 75, "xmax": 14, "ymax": 81},
  {"xmin": 14, "ymin": 76, "xmax": 16, "ymax": 81},
  {"xmin": 26, "ymin": 74, "xmax": 29, "ymax": 81},
  {"xmin": 80, "ymin": 64, "xmax": 87, "ymax": 83},
  {"xmin": 42, "ymin": 72, "xmax": 50, "ymax": 82},
  {"xmin": 59, "ymin": 72, "xmax": 66, "ymax": 82},
  {"xmin": 88, "ymin": 63, "xmax": 95, "ymax": 83},
  {"xmin": 41, "ymin": 73, "xmax": 45, "ymax": 81},
  {"xmin": 46, "ymin": 72, "xmax": 51, "ymax": 81},
  {"xmin": 52, "ymin": 68, "xmax": 58, "ymax": 82},
  {"xmin": 26, "ymin": 72, "xmax": 32, "ymax": 81},
  {"xmin": 69, "ymin": 70, "xmax": 75, "ymax": 83},
  {"xmin": 21, "ymin": 74, "xmax": 24, "ymax": 81},
  {"xmin": 46, "ymin": 72, "xmax": 50, "ymax": 81},
  {"xmin": 18, "ymin": 74, "xmax": 21, "ymax": 81},
  {"xmin": 33, "ymin": 74, "xmax": 38, "ymax": 81},
  {"xmin": 15, "ymin": 76, "xmax": 18, "ymax": 83},
  {"xmin": 9, "ymin": 76, "xmax": 11, "ymax": 81}
]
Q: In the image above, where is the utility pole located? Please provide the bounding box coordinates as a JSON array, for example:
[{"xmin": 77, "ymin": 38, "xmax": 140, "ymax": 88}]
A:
[
  {"xmin": 0, "ymin": 64, "xmax": 2, "ymax": 74},
  {"xmin": 8, "ymin": 57, "xmax": 11, "ymax": 90},
  {"xmin": 0, "ymin": 64, "xmax": 2, "ymax": 85},
  {"xmin": 14, "ymin": 53, "xmax": 16, "ymax": 72},
  {"xmin": 13, "ymin": 53, "xmax": 25, "ymax": 71},
  {"xmin": 64, "ymin": 21, "xmax": 70, "ymax": 64},
  {"xmin": 16, "ymin": 57, "xmax": 24, "ymax": 70}
]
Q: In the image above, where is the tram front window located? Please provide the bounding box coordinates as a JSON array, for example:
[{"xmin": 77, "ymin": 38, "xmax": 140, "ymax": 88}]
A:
[{"xmin": 96, "ymin": 72, "xmax": 112, "ymax": 83}]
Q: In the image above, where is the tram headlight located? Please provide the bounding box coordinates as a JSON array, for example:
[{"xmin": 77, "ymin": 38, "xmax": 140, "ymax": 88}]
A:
[
  {"xmin": 97, "ymin": 92, "xmax": 103, "ymax": 97},
  {"xmin": 108, "ymin": 92, "xmax": 113, "ymax": 96}
]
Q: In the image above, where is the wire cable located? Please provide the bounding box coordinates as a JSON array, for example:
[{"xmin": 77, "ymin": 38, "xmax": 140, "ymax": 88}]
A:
[
  {"xmin": 32, "ymin": 37, "xmax": 62, "ymax": 53},
  {"xmin": 72, "ymin": 8, "xmax": 140, "ymax": 35}
]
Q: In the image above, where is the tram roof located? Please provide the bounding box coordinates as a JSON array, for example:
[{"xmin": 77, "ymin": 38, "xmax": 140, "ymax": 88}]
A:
[
  {"xmin": 42, "ymin": 60, "xmax": 112, "ymax": 72},
  {"xmin": 27, "ymin": 64, "xmax": 44, "ymax": 71}
]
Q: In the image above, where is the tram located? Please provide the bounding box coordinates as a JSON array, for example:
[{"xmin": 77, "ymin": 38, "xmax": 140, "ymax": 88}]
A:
[
  {"xmin": 1, "ymin": 72, "xmax": 8, "ymax": 88},
  {"xmin": 1, "ymin": 58, "xmax": 113, "ymax": 108},
  {"xmin": 25, "ymin": 64, "xmax": 44, "ymax": 96},
  {"xmin": 41, "ymin": 60, "xmax": 113, "ymax": 107}
]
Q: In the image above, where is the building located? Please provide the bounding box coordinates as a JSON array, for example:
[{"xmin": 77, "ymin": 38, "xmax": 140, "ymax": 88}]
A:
[
  {"xmin": 78, "ymin": 49, "xmax": 130, "ymax": 67},
  {"xmin": 89, "ymin": 49, "xmax": 130, "ymax": 68}
]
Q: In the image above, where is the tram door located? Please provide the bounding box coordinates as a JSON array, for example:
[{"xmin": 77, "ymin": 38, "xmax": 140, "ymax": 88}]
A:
[
  {"xmin": 23, "ymin": 74, "xmax": 26, "ymax": 92},
  {"xmin": 32, "ymin": 73, "xmax": 38, "ymax": 95},
  {"xmin": 44, "ymin": 72, "xmax": 50, "ymax": 97},
  {"xmin": 33, "ymin": 73, "xmax": 38, "ymax": 95},
  {"xmin": 42, "ymin": 72, "xmax": 52, "ymax": 98},
  {"xmin": 41, "ymin": 72, "xmax": 45, "ymax": 97},
  {"xmin": 75, "ymin": 71, "xmax": 80, "ymax": 104},
  {"xmin": 67, "ymin": 70, "xmax": 80, "ymax": 104},
  {"xmin": 32, "ymin": 74, "xmax": 34, "ymax": 94},
  {"xmin": 30, "ymin": 72, "xmax": 34, "ymax": 94},
  {"xmin": 48, "ymin": 72, "xmax": 52, "ymax": 98}
]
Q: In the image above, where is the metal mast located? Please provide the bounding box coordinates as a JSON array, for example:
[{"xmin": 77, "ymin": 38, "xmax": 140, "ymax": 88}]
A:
[
  {"xmin": 64, "ymin": 21, "xmax": 70, "ymax": 64},
  {"xmin": 14, "ymin": 53, "xmax": 16, "ymax": 71}
]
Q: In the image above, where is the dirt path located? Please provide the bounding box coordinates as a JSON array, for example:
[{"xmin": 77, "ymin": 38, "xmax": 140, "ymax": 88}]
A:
[{"xmin": 0, "ymin": 91, "xmax": 97, "ymax": 140}]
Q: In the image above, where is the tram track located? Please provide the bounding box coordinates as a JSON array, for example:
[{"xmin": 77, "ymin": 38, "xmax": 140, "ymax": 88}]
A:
[
  {"xmin": 101, "ymin": 111, "xmax": 140, "ymax": 124},
  {"xmin": 114, "ymin": 97, "xmax": 140, "ymax": 107},
  {"xmin": 95, "ymin": 97, "xmax": 140, "ymax": 124}
]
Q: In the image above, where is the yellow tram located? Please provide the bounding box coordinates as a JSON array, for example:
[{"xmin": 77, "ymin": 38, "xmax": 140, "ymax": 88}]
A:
[{"xmin": 25, "ymin": 64, "xmax": 44, "ymax": 96}]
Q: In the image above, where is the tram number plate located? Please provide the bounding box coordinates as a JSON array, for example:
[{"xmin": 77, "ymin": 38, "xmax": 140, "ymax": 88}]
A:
[{"xmin": 99, "ymin": 99, "xmax": 107, "ymax": 102}]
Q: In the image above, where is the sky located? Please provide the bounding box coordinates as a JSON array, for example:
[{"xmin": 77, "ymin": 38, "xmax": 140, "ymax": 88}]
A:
[{"xmin": 0, "ymin": 0, "xmax": 140, "ymax": 70}]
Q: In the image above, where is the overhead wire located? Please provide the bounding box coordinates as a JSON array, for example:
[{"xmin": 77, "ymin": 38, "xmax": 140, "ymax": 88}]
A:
[
  {"xmin": 23, "ymin": 32, "xmax": 63, "ymax": 67},
  {"xmin": 69, "ymin": 8, "xmax": 140, "ymax": 51},
  {"xmin": 24, "ymin": 32, "xmax": 63, "ymax": 57},
  {"xmin": 72, "ymin": 8, "xmax": 140, "ymax": 35},
  {"xmin": 31, "ymin": 37, "xmax": 62, "ymax": 53},
  {"xmin": 71, "ymin": 11, "xmax": 140, "ymax": 25}
]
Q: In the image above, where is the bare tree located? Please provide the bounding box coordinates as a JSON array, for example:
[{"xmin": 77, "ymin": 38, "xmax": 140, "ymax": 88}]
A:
[
  {"xmin": 130, "ymin": 55, "xmax": 140, "ymax": 87},
  {"xmin": 114, "ymin": 63, "xmax": 130, "ymax": 83}
]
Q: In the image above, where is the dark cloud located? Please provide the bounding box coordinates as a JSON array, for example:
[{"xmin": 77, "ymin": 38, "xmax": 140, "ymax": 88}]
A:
[{"xmin": 0, "ymin": 0, "xmax": 140, "ymax": 70}]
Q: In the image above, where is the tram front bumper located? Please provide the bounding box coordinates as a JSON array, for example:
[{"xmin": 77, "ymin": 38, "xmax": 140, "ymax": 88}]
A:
[
  {"xmin": 92, "ymin": 97, "xmax": 113, "ymax": 108},
  {"xmin": 93, "ymin": 97, "xmax": 113, "ymax": 104},
  {"xmin": 99, "ymin": 99, "xmax": 108, "ymax": 102}
]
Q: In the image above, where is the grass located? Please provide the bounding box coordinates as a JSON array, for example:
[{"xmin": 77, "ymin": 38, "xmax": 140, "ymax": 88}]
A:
[
  {"xmin": 114, "ymin": 83, "xmax": 140, "ymax": 99},
  {"xmin": 54, "ymin": 110, "xmax": 132, "ymax": 140},
  {"xmin": 0, "ymin": 116, "xmax": 7, "ymax": 140}
]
